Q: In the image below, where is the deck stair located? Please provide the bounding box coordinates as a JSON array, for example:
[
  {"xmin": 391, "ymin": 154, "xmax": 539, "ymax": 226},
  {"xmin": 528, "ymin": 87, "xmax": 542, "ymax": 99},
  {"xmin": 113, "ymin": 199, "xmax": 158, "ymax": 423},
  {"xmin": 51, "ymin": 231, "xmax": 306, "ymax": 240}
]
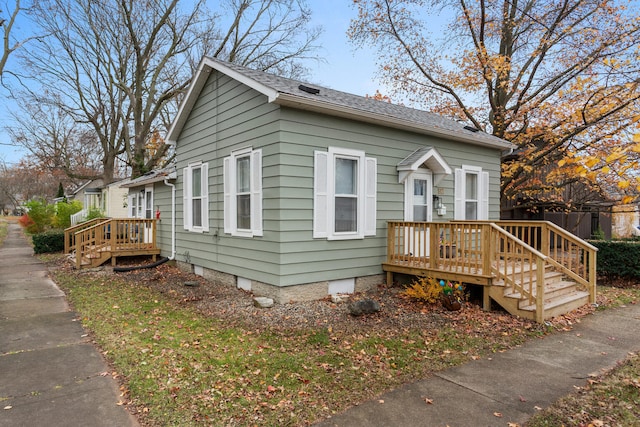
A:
[
  {"xmin": 64, "ymin": 218, "xmax": 160, "ymax": 269},
  {"xmin": 489, "ymin": 264, "xmax": 590, "ymax": 321}
]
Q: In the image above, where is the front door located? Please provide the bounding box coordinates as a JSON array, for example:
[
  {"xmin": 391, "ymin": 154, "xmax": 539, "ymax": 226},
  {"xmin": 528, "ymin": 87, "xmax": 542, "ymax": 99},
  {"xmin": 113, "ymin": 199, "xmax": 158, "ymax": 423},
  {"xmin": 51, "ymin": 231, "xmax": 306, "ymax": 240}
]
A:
[{"xmin": 404, "ymin": 170, "xmax": 432, "ymax": 256}]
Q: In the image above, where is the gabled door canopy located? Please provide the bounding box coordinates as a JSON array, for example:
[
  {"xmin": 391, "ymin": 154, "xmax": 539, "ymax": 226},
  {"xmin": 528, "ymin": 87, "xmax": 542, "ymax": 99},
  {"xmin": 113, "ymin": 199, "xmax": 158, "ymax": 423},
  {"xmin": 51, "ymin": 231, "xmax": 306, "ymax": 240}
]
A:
[{"xmin": 397, "ymin": 147, "xmax": 452, "ymax": 185}]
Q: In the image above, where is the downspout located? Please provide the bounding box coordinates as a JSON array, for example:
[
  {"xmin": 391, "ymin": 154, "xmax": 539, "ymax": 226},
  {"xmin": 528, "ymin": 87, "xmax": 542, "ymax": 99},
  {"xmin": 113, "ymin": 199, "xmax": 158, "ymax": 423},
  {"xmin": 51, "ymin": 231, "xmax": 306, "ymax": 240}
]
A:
[{"xmin": 163, "ymin": 178, "xmax": 176, "ymax": 260}]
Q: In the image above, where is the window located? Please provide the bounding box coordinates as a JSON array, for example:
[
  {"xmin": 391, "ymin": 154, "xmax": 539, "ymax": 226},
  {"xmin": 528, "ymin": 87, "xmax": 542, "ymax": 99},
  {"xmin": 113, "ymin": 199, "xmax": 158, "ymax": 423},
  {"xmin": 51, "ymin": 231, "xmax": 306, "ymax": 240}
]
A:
[
  {"xmin": 128, "ymin": 192, "xmax": 142, "ymax": 218},
  {"xmin": 183, "ymin": 162, "xmax": 209, "ymax": 232},
  {"xmin": 144, "ymin": 187, "xmax": 153, "ymax": 219},
  {"xmin": 454, "ymin": 165, "xmax": 488, "ymax": 220},
  {"xmin": 314, "ymin": 147, "xmax": 377, "ymax": 240},
  {"xmin": 223, "ymin": 148, "xmax": 262, "ymax": 237}
]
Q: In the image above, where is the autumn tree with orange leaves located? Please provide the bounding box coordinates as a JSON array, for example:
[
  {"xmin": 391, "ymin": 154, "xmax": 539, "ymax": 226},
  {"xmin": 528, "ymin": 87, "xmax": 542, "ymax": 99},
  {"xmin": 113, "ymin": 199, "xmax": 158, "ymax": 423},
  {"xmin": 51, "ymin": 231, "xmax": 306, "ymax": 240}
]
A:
[{"xmin": 350, "ymin": 0, "xmax": 640, "ymax": 208}]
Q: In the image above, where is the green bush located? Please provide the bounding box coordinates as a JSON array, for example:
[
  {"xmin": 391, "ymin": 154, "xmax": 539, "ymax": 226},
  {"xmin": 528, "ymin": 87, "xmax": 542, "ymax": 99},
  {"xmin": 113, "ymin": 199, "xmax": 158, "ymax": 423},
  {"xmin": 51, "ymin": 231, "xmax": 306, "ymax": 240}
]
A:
[
  {"xmin": 53, "ymin": 200, "xmax": 83, "ymax": 229},
  {"xmin": 24, "ymin": 200, "xmax": 55, "ymax": 234},
  {"xmin": 33, "ymin": 230, "xmax": 65, "ymax": 254},
  {"xmin": 591, "ymin": 240, "xmax": 640, "ymax": 279},
  {"xmin": 84, "ymin": 207, "xmax": 105, "ymax": 221}
]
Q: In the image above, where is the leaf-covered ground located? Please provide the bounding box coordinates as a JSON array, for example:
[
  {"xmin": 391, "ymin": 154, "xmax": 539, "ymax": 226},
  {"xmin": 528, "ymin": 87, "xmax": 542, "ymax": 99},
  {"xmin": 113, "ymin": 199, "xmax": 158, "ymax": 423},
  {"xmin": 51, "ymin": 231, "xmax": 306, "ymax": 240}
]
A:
[{"xmin": 48, "ymin": 256, "xmax": 640, "ymax": 426}]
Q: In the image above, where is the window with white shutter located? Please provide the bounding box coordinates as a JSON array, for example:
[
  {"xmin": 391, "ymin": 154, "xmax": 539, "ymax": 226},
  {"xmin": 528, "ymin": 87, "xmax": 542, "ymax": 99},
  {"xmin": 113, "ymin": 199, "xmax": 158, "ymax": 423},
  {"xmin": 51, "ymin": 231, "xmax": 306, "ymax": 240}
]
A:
[
  {"xmin": 223, "ymin": 148, "xmax": 263, "ymax": 237},
  {"xmin": 454, "ymin": 165, "xmax": 488, "ymax": 220},
  {"xmin": 314, "ymin": 147, "xmax": 377, "ymax": 240},
  {"xmin": 182, "ymin": 162, "xmax": 209, "ymax": 232}
]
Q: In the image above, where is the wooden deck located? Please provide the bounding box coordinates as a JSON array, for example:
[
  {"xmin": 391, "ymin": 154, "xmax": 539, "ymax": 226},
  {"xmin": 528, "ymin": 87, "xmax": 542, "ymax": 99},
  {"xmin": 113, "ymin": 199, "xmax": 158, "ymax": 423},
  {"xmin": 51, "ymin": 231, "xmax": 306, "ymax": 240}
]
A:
[
  {"xmin": 64, "ymin": 218, "xmax": 160, "ymax": 268},
  {"xmin": 383, "ymin": 221, "xmax": 597, "ymax": 322}
]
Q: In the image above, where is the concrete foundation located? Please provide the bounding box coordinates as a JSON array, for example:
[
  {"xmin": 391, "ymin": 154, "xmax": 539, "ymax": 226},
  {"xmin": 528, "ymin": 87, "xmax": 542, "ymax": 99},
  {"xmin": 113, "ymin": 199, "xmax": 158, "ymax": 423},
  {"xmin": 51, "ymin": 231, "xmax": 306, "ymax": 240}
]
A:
[{"xmin": 176, "ymin": 261, "xmax": 382, "ymax": 304}]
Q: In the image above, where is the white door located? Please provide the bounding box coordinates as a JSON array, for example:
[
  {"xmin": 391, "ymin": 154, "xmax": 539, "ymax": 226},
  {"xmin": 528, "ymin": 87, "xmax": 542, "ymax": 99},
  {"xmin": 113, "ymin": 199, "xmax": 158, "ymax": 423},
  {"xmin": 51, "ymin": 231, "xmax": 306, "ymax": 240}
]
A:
[
  {"xmin": 143, "ymin": 187, "xmax": 154, "ymax": 243},
  {"xmin": 404, "ymin": 170, "xmax": 432, "ymax": 257}
]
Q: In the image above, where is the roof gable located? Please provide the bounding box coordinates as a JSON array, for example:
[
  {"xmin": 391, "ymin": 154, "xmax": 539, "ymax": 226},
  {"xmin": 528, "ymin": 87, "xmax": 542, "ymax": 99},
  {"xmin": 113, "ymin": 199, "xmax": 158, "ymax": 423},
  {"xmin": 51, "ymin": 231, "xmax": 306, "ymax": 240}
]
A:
[
  {"xmin": 167, "ymin": 57, "xmax": 513, "ymax": 150},
  {"xmin": 397, "ymin": 147, "xmax": 452, "ymax": 185}
]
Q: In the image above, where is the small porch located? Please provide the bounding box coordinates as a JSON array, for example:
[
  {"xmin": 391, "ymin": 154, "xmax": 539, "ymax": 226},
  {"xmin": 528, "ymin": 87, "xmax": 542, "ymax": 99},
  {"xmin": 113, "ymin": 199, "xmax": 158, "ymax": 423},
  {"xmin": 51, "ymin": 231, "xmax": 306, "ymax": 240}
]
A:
[
  {"xmin": 383, "ymin": 221, "xmax": 597, "ymax": 323},
  {"xmin": 64, "ymin": 218, "xmax": 160, "ymax": 268}
]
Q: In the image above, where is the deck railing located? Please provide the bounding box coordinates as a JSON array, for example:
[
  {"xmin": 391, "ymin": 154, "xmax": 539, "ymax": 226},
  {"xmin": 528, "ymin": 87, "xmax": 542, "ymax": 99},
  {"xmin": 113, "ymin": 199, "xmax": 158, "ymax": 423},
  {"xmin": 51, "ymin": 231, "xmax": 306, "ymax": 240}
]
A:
[
  {"xmin": 386, "ymin": 220, "xmax": 597, "ymax": 322},
  {"xmin": 496, "ymin": 221, "xmax": 597, "ymax": 302},
  {"xmin": 387, "ymin": 221, "xmax": 490, "ymax": 276},
  {"xmin": 69, "ymin": 218, "xmax": 158, "ymax": 268},
  {"xmin": 64, "ymin": 217, "xmax": 108, "ymax": 254}
]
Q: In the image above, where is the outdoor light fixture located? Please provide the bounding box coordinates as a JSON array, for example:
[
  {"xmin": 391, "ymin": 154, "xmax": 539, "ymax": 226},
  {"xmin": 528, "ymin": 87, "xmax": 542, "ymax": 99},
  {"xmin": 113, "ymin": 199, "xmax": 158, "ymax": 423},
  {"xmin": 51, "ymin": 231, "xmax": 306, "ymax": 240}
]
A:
[{"xmin": 433, "ymin": 195, "xmax": 446, "ymax": 216}]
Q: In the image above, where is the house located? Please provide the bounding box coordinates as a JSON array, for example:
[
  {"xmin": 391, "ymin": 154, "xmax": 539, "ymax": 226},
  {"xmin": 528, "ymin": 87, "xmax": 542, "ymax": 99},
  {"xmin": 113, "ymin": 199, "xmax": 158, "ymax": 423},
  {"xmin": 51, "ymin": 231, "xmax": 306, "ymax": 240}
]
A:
[
  {"xmin": 69, "ymin": 178, "xmax": 129, "ymax": 225},
  {"xmin": 117, "ymin": 57, "xmax": 597, "ymax": 322},
  {"xmin": 501, "ymin": 149, "xmax": 614, "ymax": 239},
  {"xmin": 126, "ymin": 57, "xmax": 507, "ymax": 298}
]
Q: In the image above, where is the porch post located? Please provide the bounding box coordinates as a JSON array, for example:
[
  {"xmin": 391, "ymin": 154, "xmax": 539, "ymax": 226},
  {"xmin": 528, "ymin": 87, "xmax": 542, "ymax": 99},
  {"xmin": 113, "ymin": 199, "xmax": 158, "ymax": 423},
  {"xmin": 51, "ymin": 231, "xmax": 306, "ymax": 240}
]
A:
[
  {"xmin": 482, "ymin": 223, "xmax": 492, "ymax": 276},
  {"xmin": 429, "ymin": 223, "xmax": 438, "ymax": 269},
  {"xmin": 540, "ymin": 222, "xmax": 549, "ymax": 257},
  {"xmin": 535, "ymin": 257, "xmax": 545, "ymax": 323},
  {"xmin": 588, "ymin": 250, "xmax": 597, "ymax": 304}
]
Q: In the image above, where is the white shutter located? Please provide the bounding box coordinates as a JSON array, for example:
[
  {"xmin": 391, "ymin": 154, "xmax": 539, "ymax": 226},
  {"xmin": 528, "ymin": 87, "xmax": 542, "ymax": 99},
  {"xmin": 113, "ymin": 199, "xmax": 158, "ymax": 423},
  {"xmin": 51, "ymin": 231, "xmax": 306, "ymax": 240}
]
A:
[
  {"xmin": 478, "ymin": 171, "xmax": 489, "ymax": 220},
  {"xmin": 313, "ymin": 151, "xmax": 329, "ymax": 238},
  {"xmin": 454, "ymin": 168, "xmax": 464, "ymax": 220},
  {"xmin": 364, "ymin": 156, "xmax": 377, "ymax": 236},
  {"xmin": 183, "ymin": 167, "xmax": 191, "ymax": 230},
  {"xmin": 223, "ymin": 157, "xmax": 231, "ymax": 234},
  {"xmin": 251, "ymin": 149, "xmax": 263, "ymax": 236},
  {"xmin": 201, "ymin": 163, "xmax": 210, "ymax": 232}
]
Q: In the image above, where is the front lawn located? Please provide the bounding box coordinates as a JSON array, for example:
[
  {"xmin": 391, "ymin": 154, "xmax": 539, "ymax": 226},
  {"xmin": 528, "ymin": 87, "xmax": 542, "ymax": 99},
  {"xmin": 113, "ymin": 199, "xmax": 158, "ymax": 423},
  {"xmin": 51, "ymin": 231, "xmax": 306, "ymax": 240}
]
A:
[{"xmin": 48, "ymin": 257, "xmax": 639, "ymax": 426}]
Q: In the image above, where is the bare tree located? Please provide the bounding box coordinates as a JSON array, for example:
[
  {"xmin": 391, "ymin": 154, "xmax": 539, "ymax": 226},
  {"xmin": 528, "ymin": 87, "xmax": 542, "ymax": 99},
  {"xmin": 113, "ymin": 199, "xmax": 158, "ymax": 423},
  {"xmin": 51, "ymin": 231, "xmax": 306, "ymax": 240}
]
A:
[
  {"xmin": 9, "ymin": 95, "xmax": 103, "ymax": 181},
  {"xmin": 0, "ymin": 158, "xmax": 69, "ymax": 211},
  {"xmin": 0, "ymin": 0, "xmax": 29, "ymax": 80},
  {"xmin": 16, "ymin": 0, "xmax": 321, "ymax": 183}
]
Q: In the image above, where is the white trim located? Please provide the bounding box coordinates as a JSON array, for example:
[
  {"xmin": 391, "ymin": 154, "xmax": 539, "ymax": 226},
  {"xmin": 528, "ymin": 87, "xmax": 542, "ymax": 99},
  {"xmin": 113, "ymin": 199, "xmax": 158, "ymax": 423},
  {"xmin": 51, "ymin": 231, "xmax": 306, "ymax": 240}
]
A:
[
  {"xmin": 313, "ymin": 151, "xmax": 329, "ymax": 238},
  {"xmin": 454, "ymin": 165, "xmax": 488, "ymax": 220},
  {"xmin": 183, "ymin": 161, "xmax": 209, "ymax": 232},
  {"xmin": 314, "ymin": 147, "xmax": 377, "ymax": 240},
  {"xmin": 403, "ymin": 169, "xmax": 433, "ymax": 222},
  {"xmin": 223, "ymin": 148, "xmax": 262, "ymax": 237},
  {"xmin": 397, "ymin": 147, "xmax": 452, "ymax": 186}
]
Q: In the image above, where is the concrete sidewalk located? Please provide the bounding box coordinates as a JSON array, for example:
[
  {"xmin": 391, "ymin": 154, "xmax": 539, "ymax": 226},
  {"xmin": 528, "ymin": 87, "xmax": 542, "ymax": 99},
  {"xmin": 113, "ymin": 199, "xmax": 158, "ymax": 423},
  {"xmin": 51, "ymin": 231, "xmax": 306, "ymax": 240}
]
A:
[
  {"xmin": 315, "ymin": 296, "xmax": 640, "ymax": 426},
  {"xmin": 0, "ymin": 221, "xmax": 137, "ymax": 426}
]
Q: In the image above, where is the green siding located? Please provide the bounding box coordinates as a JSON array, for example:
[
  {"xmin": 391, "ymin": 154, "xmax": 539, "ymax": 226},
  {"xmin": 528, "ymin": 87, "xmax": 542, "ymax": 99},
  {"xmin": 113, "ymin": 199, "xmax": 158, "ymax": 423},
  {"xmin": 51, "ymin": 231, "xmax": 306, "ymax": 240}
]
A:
[{"xmin": 170, "ymin": 69, "xmax": 503, "ymax": 288}]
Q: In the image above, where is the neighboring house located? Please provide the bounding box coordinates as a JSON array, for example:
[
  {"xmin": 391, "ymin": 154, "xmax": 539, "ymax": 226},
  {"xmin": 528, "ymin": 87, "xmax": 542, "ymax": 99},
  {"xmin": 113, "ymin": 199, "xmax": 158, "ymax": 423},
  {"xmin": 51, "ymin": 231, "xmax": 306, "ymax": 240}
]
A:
[
  {"xmin": 501, "ymin": 151, "xmax": 613, "ymax": 239},
  {"xmin": 126, "ymin": 56, "xmax": 513, "ymax": 304},
  {"xmin": 70, "ymin": 178, "xmax": 129, "ymax": 225}
]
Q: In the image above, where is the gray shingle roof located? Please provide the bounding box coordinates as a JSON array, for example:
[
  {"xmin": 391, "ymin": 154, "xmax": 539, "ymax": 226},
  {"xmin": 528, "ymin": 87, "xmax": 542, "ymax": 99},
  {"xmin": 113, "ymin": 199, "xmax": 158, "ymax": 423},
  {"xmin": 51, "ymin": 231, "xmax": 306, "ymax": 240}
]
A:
[
  {"xmin": 167, "ymin": 57, "xmax": 513, "ymax": 150},
  {"xmin": 119, "ymin": 166, "xmax": 177, "ymax": 188}
]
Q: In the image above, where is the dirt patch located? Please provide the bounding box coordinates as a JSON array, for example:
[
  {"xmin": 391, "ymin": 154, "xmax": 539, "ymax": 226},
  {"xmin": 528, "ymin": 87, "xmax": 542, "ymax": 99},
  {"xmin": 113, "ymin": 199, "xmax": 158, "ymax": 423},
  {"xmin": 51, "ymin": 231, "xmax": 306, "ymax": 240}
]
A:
[{"xmin": 63, "ymin": 256, "xmax": 639, "ymax": 336}]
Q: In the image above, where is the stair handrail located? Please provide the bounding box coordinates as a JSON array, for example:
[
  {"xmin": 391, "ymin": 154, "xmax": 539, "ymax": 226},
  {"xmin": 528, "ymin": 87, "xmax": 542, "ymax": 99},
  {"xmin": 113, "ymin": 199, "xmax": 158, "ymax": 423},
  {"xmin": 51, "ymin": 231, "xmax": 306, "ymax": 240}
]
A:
[
  {"xmin": 497, "ymin": 220, "xmax": 597, "ymax": 304},
  {"xmin": 64, "ymin": 217, "xmax": 108, "ymax": 254},
  {"xmin": 489, "ymin": 223, "xmax": 548, "ymax": 321},
  {"xmin": 74, "ymin": 218, "xmax": 112, "ymax": 269}
]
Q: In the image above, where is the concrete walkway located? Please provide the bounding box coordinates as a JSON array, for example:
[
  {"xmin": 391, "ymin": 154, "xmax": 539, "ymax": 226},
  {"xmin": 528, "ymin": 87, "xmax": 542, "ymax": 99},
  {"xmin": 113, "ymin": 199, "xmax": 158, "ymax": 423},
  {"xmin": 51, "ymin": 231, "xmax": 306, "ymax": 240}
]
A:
[
  {"xmin": 315, "ymin": 295, "xmax": 640, "ymax": 426},
  {"xmin": 0, "ymin": 221, "xmax": 137, "ymax": 426}
]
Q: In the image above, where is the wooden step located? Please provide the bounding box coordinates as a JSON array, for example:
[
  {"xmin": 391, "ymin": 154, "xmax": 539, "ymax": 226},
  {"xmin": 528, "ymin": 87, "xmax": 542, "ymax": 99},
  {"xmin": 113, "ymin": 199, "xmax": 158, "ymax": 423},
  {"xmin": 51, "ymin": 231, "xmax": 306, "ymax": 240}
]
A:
[
  {"xmin": 502, "ymin": 280, "xmax": 578, "ymax": 300},
  {"xmin": 489, "ymin": 266, "xmax": 591, "ymax": 321},
  {"xmin": 519, "ymin": 290, "xmax": 590, "ymax": 319}
]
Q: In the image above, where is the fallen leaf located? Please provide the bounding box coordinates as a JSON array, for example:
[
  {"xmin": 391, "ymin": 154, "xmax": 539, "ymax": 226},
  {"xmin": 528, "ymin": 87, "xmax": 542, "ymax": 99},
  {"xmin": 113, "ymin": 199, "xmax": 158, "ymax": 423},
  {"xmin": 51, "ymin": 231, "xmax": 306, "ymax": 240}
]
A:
[
  {"xmin": 378, "ymin": 399, "xmax": 384, "ymax": 404},
  {"xmin": 519, "ymin": 395, "xmax": 527, "ymax": 402},
  {"xmin": 425, "ymin": 398, "xmax": 433, "ymax": 404},
  {"xmin": 3, "ymin": 406, "xmax": 12, "ymax": 410},
  {"xmin": 493, "ymin": 411, "xmax": 503, "ymax": 417}
]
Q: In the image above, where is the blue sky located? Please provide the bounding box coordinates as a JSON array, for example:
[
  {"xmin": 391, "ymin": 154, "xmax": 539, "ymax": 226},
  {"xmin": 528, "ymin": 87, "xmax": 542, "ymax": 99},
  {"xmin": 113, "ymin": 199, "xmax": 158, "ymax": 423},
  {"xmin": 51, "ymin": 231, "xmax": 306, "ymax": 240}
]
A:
[
  {"xmin": 304, "ymin": 0, "xmax": 380, "ymax": 95},
  {"xmin": 0, "ymin": 0, "xmax": 379, "ymax": 166}
]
